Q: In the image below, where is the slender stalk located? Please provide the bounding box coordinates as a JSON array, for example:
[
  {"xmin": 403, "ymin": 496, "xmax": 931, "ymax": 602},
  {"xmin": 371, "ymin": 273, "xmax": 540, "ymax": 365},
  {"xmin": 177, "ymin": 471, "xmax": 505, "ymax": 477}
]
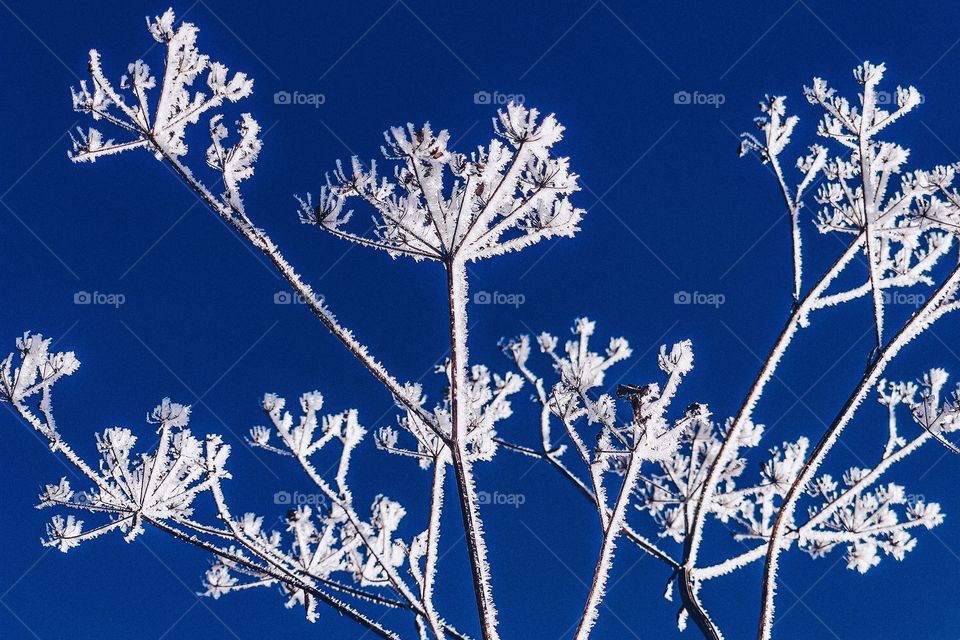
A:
[
  {"xmin": 422, "ymin": 457, "xmax": 448, "ymax": 639},
  {"xmin": 155, "ymin": 147, "xmax": 441, "ymax": 437},
  {"xmin": 858, "ymin": 78, "xmax": 886, "ymax": 353},
  {"xmin": 495, "ymin": 437, "xmax": 679, "ymax": 570},
  {"xmin": 445, "ymin": 257, "xmax": 499, "ymax": 640},
  {"xmin": 769, "ymin": 155, "xmax": 803, "ymax": 304},
  {"xmin": 573, "ymin": 356, "xmax": 690, "ymax": 639},
  {"xmin": 572, "ymin": 448, "xmax": 646, "ymax": 640},
  {"xmin": 556, "ymin": 400, "xmax": 610, "ymax": 530},
  {"xmin": 678, "ymin": 568, "xmax": 723, "ymax": 640}
]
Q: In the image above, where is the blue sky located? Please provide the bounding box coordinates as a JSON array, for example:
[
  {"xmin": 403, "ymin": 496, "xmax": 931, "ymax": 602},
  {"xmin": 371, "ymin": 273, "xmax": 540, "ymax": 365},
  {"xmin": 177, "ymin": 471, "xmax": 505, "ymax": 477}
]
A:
[{"xmin": 2, "ymin": 1, "xmax": 960, "ymax": 638}]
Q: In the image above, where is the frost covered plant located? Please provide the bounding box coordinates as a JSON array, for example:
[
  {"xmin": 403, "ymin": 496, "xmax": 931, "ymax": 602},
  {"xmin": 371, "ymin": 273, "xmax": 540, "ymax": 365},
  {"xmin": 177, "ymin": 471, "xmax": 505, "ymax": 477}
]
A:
[
  {"xmin": 5, "ymin": 7, "xmax": 960, "ymax": 640},
  {"xmin": 34, "ymin": 8, "xmax": 594, "ymax": 640}
]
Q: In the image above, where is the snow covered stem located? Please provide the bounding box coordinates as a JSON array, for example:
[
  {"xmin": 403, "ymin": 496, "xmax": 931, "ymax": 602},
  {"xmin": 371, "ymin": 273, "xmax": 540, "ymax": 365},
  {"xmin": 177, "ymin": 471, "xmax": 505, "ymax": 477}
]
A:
[
  {"xmin": 858, "ymin": 77, "xmax": 886, "ymax": 355},
  {"xmin": 757, "ymin": 262, "xmax": 960, "ymax": 640},
  {"xmin": 680, "ymin": 233, "xmax": 865, "ymax": 634},
  {"xmin": 422, "ymin": 456, "xmax": 448, "ymax": 638},
  {"xmin": 495, "ymin": 409, "xmax": 678, "ymax": 569},
  {"xmin": 768, "ymin": 153, "xmax": 804, "ymax": 305},
  {"xmin": 446, "ymin": 257, "xmax": 500, "ymax": 640},
  {"xmin": 159, "ymin": 149, "xmax": 439, "ymax": 436},
  {"xmin": 572, "ymin": 437, "xmax": 650, "ymax": 640}
]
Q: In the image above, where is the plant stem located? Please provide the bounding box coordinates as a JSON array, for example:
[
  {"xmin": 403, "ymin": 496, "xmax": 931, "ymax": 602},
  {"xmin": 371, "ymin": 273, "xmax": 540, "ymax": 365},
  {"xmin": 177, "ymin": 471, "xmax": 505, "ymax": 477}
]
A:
[
  {"xmin": 422, "ymin": 457, "xmax": 448, "ymax": 639},
  {"xmin": 446, "ymin": 258, "xmax": 500, "ymax": 640},
  {"xmin": 572, "ymin": 448, "xmax": 646, "ymax": 640},
  {"xmin": 157, "ymin": 148, "xmax": 439, "ymax": 435}
]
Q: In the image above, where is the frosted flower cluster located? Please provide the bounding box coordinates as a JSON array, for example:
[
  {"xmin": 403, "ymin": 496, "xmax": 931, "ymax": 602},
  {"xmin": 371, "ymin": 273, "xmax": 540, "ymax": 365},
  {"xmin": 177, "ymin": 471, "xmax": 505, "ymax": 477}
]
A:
[{"xmin": 298, "ymin": 105, "xmax": 584, "ymax": 263}]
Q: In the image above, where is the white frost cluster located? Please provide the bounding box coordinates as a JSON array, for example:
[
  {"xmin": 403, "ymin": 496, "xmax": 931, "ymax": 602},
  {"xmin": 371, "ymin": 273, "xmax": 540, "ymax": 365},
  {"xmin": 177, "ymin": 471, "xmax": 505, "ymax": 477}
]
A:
[
  {"xmin": 501, "ymin": 317, "xmax": 957, "ymax": 636},
  {"xmin": 375, "ymin": 362, "xmax": 525, "ymax": 469},
  {"xmin": 798, "ymin": 370, "xmax": 955, "ymax": 573},
  {"xmin": 297, "ymin": 103, "xmax": 584, "ymax": 262},
  {"xmin": 629, "ymin": 370, "xmax": 949, "ymax": 575},
  {"xmin": 2, "ymin": 334, "xmax": 445, "ymax": 634},
  {"xmin": 69, "ymin": 8, "xmax": 257, "ymax": 215},
  {"xmin": 0, "ymin": 332, "xmax": 79, "ymax": 414},
  {"xmin": 2, "ymin": 335, "xmax": 230, "ymax": 551},
  {"xmin": 38, "ymin": 403, "xmax": 230, "ymax": 551},
  {"xmin": 741, "ymin": 62, "xmax": 958, "ymax": 342}
]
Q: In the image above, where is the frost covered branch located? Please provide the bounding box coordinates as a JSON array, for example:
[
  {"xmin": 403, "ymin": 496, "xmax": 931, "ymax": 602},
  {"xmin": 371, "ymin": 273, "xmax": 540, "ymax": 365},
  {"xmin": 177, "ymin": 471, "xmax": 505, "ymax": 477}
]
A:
[{"xmin": 757, "ymin": 265, "xmax": 960, "ymax": 639}]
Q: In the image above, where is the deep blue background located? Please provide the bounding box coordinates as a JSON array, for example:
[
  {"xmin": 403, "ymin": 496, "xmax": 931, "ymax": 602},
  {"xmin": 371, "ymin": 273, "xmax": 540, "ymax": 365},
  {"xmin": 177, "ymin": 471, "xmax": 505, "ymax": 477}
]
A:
[{"xmin": 2, "ymin": 1, "xmax": 960, "ymax": 638}]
